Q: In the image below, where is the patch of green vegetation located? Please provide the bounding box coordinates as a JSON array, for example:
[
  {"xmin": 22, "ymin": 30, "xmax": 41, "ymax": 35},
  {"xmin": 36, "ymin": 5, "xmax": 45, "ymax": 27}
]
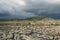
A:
[
  {"xmin": 25, "ymin": 16, "xmax": 47, "ymax": 20},
  {"xmin": 0, "ymin": 26, "xmax": 12, "ymax": 31},
  {"xmin": 47, "ymin": 33, "xmax": 60, "ymax": 37}
]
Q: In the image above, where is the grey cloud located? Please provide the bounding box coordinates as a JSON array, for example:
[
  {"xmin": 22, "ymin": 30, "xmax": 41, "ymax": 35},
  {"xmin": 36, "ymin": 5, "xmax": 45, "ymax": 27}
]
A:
[
  {"xmin": 0, "ymin": 0, "xmax": 36, "ymax": 18},
  {"xmin": 24, "ymin": 0, "xmax": 60, "ymax": 15},
  {"xmin": 0, "ymin": 0, "xmax": 60, "ymax": 19}
]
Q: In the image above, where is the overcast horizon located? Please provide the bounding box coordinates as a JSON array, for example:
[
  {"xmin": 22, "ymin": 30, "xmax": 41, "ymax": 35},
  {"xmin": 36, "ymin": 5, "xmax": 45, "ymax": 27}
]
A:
[{"xmin": 0, "ymin": 0, "xmax": 60, "ymax": 19}]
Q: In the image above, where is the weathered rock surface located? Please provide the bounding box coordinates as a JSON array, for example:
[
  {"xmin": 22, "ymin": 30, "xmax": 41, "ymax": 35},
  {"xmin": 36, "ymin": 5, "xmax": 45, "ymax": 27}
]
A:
[{"xmin": 0, "ymin": 26, "xmax": 60, "ymax": 40}]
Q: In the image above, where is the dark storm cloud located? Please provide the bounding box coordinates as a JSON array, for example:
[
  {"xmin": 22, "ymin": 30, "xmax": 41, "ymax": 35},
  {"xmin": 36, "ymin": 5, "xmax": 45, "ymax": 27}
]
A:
[
  {"xmin": 24, "ymin": 0, "xmax": 60, "ymax": 14},
  {"xmin": 0, "ymin": 0, "xmax": 60, "ymax": 19},
  {"xmin": 23, "ymin": 0, "xmax": 60, "ymax": 18},
  {"xmin": 0, "ymin": 0, "xmax": 36, "ymax": 18}
]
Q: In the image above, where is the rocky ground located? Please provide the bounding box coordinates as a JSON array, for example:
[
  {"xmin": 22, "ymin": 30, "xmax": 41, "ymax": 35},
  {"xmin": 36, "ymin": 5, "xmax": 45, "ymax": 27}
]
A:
[{"xmin": 0, "ymin": 25, "xmax": 60, "ymax": 40}]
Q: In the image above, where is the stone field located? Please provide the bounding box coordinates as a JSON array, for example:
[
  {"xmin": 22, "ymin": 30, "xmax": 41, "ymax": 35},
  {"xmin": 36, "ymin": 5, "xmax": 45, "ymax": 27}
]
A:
[{"xmin": 0, "ymin": 25, "xmax": 60, "ymax": 40}]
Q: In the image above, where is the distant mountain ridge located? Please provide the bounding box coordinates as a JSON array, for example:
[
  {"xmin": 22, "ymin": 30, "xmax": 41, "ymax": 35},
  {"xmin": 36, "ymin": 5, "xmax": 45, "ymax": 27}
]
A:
[
  {"xmin": 24, "ymin": 16, "xmax": 48, "ymax": 20},
  {"xmin": 0, "ymin": 12, "xmax": 60, "ymax": 20},
  {"xmin": 0, "ymin": 14, "xmax": 60, "ymax": 20},
  {"xmin": 0, "ymin": 16, "xmax": 51, "ymax": 21}
]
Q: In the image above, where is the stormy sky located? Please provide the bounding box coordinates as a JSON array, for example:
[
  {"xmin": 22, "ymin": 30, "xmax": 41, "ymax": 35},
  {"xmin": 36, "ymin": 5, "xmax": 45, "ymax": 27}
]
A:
[{"xmin": 0, "ymin": 0, "xmax": 60, "ymax": 19}]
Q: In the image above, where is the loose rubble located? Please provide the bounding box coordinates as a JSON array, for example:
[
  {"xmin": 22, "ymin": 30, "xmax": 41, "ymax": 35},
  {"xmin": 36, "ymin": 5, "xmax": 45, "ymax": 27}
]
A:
[{"xmin": 0, "ymin": 26, "xmax": 60, "ymax": 40}]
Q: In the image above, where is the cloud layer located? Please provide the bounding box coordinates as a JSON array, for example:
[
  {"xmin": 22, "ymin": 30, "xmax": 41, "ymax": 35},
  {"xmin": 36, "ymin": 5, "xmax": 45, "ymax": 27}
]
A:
[{"xmin": 0, "ymin": 0, "xmax": 60, "ymax": 19}]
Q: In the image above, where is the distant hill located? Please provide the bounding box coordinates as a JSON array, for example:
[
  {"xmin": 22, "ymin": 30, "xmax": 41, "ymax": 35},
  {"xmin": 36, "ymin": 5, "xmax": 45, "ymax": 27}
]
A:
[
  {"xmin": 24, "ymin": 16, "xmax": 48, "ymax": 20},
  {"xmin": 0, "ymin": 16, "xmax": 49, "ymax": 21}
]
